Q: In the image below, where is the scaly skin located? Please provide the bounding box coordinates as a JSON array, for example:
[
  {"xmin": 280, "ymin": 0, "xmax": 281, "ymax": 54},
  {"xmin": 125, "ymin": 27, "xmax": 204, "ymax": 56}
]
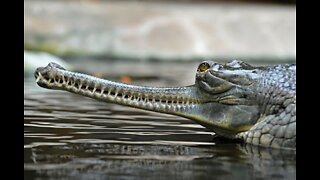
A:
[{"xmin": 34, "ymin": 60, "xmax": 296, "ymax": 150}]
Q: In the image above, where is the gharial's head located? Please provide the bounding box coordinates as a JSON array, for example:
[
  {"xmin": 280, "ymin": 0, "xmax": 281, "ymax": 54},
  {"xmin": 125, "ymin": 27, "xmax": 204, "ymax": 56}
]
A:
[
  {"xmin": 189, "ymin": 60, "xmax": 265, "ymax": 137},
  {"xmin": 195, "ymin": 60, "xmax": 262, "ymax": 94},
  {"xmin": 34, "ymin": 60, "xmax": 265, "ymax": 139}
]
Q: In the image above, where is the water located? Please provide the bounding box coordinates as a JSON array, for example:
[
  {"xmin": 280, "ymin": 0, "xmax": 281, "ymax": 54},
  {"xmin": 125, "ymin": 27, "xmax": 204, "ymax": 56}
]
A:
[{"xmin": 24, "ymin": 61, "xmax": 296, "ymax": 180}]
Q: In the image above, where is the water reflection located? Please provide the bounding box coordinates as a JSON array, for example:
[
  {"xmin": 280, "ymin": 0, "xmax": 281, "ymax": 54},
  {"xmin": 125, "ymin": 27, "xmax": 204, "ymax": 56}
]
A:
[
  {"xmin": 24, "ymin": 142, "xmax": 295, "ymax": 180},
  {"xmin": 24, "ymin": 62, "xmax": 295, "ymax": 179}
]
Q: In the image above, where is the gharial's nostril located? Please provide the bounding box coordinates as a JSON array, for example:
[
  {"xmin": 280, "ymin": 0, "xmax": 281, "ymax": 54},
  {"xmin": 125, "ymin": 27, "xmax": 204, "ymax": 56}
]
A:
[{"xmin": 48, "ymin": 62, "xmax": 66, "ymax": 70}]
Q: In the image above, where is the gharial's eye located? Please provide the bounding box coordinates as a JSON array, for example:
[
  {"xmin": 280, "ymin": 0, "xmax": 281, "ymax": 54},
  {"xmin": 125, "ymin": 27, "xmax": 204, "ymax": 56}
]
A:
[{"xmin": 197, "ymin": 62, "xmax": 211, "ymax": 72}]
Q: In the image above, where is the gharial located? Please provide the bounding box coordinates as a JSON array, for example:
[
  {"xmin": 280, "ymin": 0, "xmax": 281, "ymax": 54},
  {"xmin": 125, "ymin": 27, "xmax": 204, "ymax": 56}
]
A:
[{"xmin": 34, "ymin": 60, "xmax": 296, "ymax": 150}]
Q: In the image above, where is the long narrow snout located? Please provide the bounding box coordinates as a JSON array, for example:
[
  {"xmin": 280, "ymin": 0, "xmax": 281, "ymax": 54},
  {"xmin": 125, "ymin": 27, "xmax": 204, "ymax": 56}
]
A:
[{"xmin": 35, "ymin": 62, "xmax": 202, "ymax": 117}]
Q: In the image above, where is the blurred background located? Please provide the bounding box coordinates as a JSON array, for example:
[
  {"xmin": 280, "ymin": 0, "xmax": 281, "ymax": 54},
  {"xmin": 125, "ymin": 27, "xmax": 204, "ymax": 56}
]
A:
[{"xmin": 25, "ymin": 0, "xmax": 295, "ymax": 79}]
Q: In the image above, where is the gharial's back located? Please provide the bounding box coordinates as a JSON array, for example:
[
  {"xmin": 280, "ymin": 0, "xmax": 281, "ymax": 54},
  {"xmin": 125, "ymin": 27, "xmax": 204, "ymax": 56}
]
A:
[{"xmin": 234, "ymin": 64, "xmax": 296, "ymax": 149}]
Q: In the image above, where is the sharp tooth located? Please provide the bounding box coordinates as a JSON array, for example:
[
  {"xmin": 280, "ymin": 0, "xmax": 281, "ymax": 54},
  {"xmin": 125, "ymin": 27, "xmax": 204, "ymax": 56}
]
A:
[{"xmin": 35, "ymin": 72, "xmax": 41, "ymax": 83}]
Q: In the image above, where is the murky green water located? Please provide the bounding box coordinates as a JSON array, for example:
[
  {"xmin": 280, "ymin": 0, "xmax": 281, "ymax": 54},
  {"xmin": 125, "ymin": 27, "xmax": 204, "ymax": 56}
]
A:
[{"xmin": 24, "ymin": 61, "xmax": 295, "ymax": 180}]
